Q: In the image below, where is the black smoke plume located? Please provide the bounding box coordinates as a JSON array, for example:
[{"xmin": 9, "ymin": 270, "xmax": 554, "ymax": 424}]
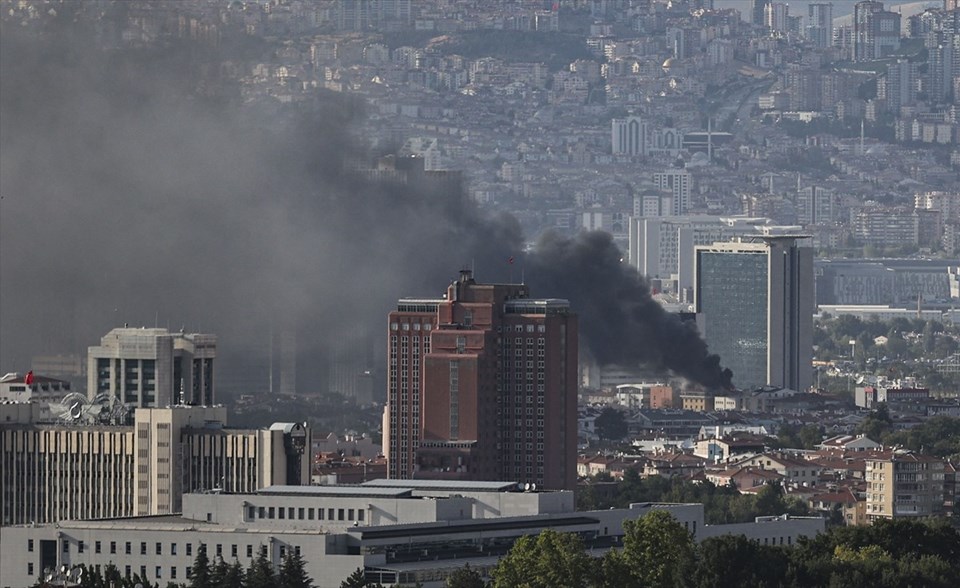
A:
[{"xmin": 0, "ymin": 8, "xmax": 730, "ymax": 392}]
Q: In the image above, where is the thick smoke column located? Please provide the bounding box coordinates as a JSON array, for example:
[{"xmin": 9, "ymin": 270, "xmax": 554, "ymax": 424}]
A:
[
  {"xmin": 525, "ymin": 231, "xmax": 733, "ymax": 389},
  {"xmin": 0, "ymin": 10, "xmax": 731, "ymax": 391}
]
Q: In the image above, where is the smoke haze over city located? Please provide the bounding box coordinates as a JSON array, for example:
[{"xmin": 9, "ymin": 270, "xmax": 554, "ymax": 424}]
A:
[{"xmin": 0, "ymin": 12, "xmax": 731, "ymax": 391}]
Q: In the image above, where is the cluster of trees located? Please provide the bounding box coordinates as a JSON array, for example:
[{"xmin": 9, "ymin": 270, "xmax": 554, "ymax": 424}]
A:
[
  {"xmin": 487, "ymin": 511, "xmax": 960, "ymax": 588},
  {"xmin": 578, "ymin": 470, "xmax": 809, "ymax": 525},
  {"xmin": 38, "ymin": 546, "xmax": 314, "ymax": 588}
]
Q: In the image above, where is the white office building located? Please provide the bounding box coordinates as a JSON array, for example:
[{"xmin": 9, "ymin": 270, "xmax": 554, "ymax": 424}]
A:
[{"xmin": 0, "ymin": 480, "xmax": 824, "ymax": 588}]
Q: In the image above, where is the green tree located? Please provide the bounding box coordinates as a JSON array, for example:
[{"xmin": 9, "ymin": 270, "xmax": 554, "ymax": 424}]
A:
[
  {"xmin": 856, "ymin": 403, "xmax": 892, "ymax": 440},
  {"xmin": 594, "ymin": 407, "xmax": 628, "ymax": 441},
  {"xmin": 245, "ymin": 546, "xmax": 275, "ymax": 588},
  {"xmin": 209, "ymin": 556, "xmax": 229, "ymax": 588},
  {"xmin": 445, "ymin": 564, "xmax": 485, "ymax": 588},
  {"xmin": 490, "ymin": 530, "xmax": 594, "ymax": 588},
  {"xmin": 617, "ymin": 509, "xmax": 696, "ymax": 588},
  {"xmin": 799, "ymin": 425, "xmax": 824, "ymax": 449},
  {"xmin": 189, "ymin": 544, "xmax": 211, "ymax": 588},
  {"xmin": 220, "ymin": 561, "xmax": 245, "ymax": 588},
  {"xmin": 278, "ymin": 550, "xmax": 313, "ymax": 588},
  {"xmin": 695, "ymin": 535, "xmax": 788, "ymax": 588},
  {"xmin": 339, "ymin": 568, "xmax": 383, "ymax": 588}
]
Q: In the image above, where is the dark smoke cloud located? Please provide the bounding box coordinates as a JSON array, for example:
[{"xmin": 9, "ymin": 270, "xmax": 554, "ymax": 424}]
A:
[
  {"xmin": 525, "ymin": 231, "xmax": 732, "ymax": 389},
  {"xmin": 0, "ymin": 11, "xmax": 730, "ymax": 391}
]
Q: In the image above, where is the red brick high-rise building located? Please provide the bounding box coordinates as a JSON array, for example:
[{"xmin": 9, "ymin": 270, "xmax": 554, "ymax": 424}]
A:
[{"xmin": 384, "ymin": 270, "xmax": 578, "ymax": 490}]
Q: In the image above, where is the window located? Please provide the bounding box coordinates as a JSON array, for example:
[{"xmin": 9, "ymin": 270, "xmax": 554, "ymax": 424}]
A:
[
  {"xmin": 247, "ymin": 545, "xmax": 253, "ymax": 558},
  {"xmin": 95, "ymin": 541, "xmax": 101, "ymax": 554},
  {"xmin": 358, "ymin": 509, "xmax": 365, "ymax": 522},
  {"xmin": 171, "ymin": 543, "xmax": 177, "ymax": 556},
  {"xmin": 156, "ymin": 542, "xmax": 162, "ymax": 555},
  {"xmin": 308, "ymin": 508, "xmax": 315, "ymax": 520},
  {"xmin": 171, "ymin": 567, "xmax": 177, "ymax": 580},
  {"xmin": 279, "ymin": 508, "xmax": 285, "ymax": 519},
  {"xmin": 27, "ymin": 539, "xmax": 33, "ymax": 552},
  {"xmin": 78, "ymin": 541, "xmax": 85, "ymax": 554},
  {"xmin": 348, "ymin": 509, "xmax": 355, "ymax": 520},
  {"xmin": 268, "ymin": 507, "xmax": 275, "ymax": 519},
  {"xmin": 28, "ymin": 563, "xmax": 34, "ymax": 576},
  {"xmin": 338, "ymin": 508, "xmax": 345, "ymax": 521},
  {"xmin": 231, "ymin": 544, "xmax": 238, "ymax": 558},
  {"xmin": 156, "ymin": 566, "xmax": 162, "ymax": 579},
  {"xmin": 110, "ymin": 541, "xmax": 117, "ymax": 555},
  {"xmin": 298, "ymin": 507, "xmax": 304, "ymax": 520},
  {"xmin": 216, "ymin": 544, "xmax": 222, "ymax": 557},
  {"xmin": 63, "ymin": 540, "xmax": 69, "ymax": 553},
  {"xmin": 258, "ymin": 507, "xmax": 265, "ymax": 518},
  {"xmin": 125, "ymin": 566, "xmax": 131, "ymax": 579},
  {"xmin": 186, "ymin": 543, "xmax": 192, "ymax": 557},
  {"xmin": 288, "ymin": 507, "xmax": 294, "ymax": 520},
  {"xmin": 141, "ymin": 542, "xmax": 147, "ymax": 555},
  {"xmin": 248, "ymin": 506, "xmax": 256, "ymax": 520}
]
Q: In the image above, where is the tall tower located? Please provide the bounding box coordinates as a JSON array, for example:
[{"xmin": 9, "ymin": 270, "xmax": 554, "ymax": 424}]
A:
[
  {"xmin": 385, "ymin": 270, "xmax": 579, "ymax": 490},
  {"xmin": 694, "ymin": 237, "xmax": 813, "ymax": 392}
]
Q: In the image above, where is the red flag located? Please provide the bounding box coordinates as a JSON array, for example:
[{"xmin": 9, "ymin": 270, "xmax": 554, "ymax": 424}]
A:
[
  {"xmin": 508, "ymin": 256, "xmax": 515, "ymax": 265},
  {"xmin": 24, "ymin": 371, "xmax": 34, "ymax": 385}
]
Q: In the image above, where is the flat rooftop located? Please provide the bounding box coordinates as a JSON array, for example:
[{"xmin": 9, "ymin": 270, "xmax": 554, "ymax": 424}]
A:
[{"xmin": 360, "ymin": 479, "xmax": 520, "ymax": 492}]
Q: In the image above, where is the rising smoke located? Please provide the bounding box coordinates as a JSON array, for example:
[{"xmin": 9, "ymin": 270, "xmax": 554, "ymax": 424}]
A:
[{"xmin": 0, "ymin": 9, "xmax": 731, "ymax": 391}]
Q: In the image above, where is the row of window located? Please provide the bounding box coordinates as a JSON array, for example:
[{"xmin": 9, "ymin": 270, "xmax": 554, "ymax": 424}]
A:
[{"xmin": 248, "ymin": 505, "xmax": 365, "ymax": 523}]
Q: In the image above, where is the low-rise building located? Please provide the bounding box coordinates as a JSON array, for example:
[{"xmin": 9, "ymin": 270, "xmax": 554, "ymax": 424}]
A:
[{"xmin": 0, "ymin": 480, "xmax": 825, "ymax": 588}]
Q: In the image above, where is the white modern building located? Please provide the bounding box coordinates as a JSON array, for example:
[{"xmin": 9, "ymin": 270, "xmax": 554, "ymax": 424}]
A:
[
  {"xmin": 652, "ymin": 170, "xmax": 691, "ymax": 216},
  {"xmin": 87, "ymin": 327, "xmax": 216, "ymax": 408},
  {"xmin": 612, "ymin": 115, "xmax": 648, "ymax": 157},
  {"xmin": 0, "ymin": 480, "xmax": 825, "ymax": 588}
]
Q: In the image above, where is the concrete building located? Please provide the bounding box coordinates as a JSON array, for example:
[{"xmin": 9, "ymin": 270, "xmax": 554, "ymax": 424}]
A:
[
  {"xmin": 866, "ymin": 451, "xmax": 946, "ymax": 520},
  {"xmin": 0, "ymin": 480, "xmax": 824, "ymax": 588},
  {"xmin": 796, "ymin": 186, "xmax": 837, "ymax": 226},
  {"xmin": 0, "ymin": 404, "xmax": 309, "ymax": 526},
  {"xmin": 87, "ymin": 327, "xmax": 216, "ymax": 408},
  {"xmin": 611, "ymin": 115, "xmax": 648, "ymax": 156},
  {"xmin": 695, "ymin": 237, "xmax": 814, "ymax": 391},
  {"xmin": 386, "ymin": 270, "xmax": 578, "ymax": 490}
]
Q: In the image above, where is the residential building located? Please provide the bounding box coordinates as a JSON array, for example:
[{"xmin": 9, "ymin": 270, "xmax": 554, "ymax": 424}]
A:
[
  {"xmin": 0, "ymin": 404, "xmax": 309, "ymax": 525},
  {"xmin": 865, "ymin": 451, "xmax": 946, "ymax": 520},
  {"xmin": 386, "ymin": 270, "xmax": 579, "ymax": 490},
  {"xmin": 806, "ymin": 3, "xmax": 833, "ymax": 48},
  {"xmin": 695, "ymin": 237, "xmax": 814, "ymax": 391},
  {"xmin": 87, "ymin": 327, "xmax": 216, "ymax": 408},
  {"xmin": 652, "ymin": 169, "xmax": 691, "ymax": 216},
  {"xmin": 854, "ymin": 1, "xmax": 901, "ymax": 62}
]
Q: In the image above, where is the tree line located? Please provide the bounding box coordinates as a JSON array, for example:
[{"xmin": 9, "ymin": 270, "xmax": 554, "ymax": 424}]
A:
[{"xmin": 485, "ymin": 510, "xmax": 960, "ymax": 588}]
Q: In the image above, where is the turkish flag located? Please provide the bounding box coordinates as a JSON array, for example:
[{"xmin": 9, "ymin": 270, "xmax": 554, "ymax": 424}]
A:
[{"xmin": 24, "ymin": 371, "xmax": 34, "ymax": 385}]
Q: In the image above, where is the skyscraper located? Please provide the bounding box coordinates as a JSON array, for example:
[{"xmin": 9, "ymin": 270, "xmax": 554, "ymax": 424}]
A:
[
  {"xmin": 694, "ymin": 237, "xmax": 813, "ymax": 392},
  {"xmin": 385, "ymin": 270, "xmax": 578, "ymax": 490}
]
